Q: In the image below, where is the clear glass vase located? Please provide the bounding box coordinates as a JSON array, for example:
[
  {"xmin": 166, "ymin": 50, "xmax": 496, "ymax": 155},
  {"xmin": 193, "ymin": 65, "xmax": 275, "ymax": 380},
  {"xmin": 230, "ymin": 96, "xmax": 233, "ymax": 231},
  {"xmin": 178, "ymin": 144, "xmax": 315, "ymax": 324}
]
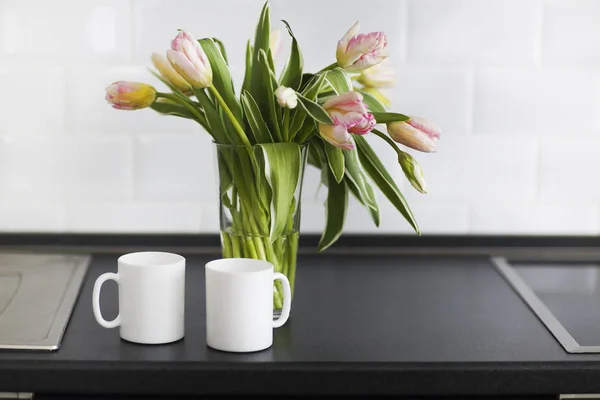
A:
[{"xmin": 214, "ymin": 142, "xmax": 308, "ymax": 314}]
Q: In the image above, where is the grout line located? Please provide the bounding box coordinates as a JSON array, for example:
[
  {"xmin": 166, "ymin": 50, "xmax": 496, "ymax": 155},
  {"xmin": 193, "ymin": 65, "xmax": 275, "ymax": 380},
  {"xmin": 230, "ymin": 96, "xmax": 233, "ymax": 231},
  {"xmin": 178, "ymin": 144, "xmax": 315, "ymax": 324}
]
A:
[{"xmin": 532, "ymin": 0, "xmax": 544, "ymax": 67}]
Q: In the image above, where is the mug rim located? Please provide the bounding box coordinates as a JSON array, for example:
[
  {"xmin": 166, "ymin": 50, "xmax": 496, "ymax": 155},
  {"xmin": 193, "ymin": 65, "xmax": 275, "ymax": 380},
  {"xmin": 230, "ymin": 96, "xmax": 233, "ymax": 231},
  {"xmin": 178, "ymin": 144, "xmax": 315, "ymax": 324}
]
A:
[
  {"xmin": 118, "ymin": 251, "xmax": 185, "ymax": 268},
  {"xmin": 206, "ymin": 258, "xmax": 274, "ymax": 275}
]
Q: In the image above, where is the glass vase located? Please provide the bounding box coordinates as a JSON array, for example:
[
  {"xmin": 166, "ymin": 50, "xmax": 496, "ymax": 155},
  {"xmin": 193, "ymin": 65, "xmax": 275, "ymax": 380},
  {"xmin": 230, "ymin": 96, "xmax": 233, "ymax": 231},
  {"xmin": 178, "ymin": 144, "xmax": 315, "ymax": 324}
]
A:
[{"xmin": 214, "ymin": 143, "xmax": 308, "ymax": 314}]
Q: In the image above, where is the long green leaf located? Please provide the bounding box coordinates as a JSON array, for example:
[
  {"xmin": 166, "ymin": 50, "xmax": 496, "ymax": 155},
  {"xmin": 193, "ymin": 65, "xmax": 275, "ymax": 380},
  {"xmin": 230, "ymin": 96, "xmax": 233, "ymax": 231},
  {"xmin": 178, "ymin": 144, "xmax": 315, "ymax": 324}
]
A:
[
  {"xmin": 343, "ymin": 148, "xmax": 379, "ymax": 226},
  {"xmin": 242, "ymin": 40, "xmax": 253, "ymax": 95},
  {"xmin": 151, "ymin": 102, "xmax": 195, "ymax": 119},
  {"xmin": 296, "ymin": 93, "xmax": 333, "ymax": 124},
  {"xmin": 258, "ymin": 49, "xmax": 282, "ymax": 141},
  {"xmin": 211, "ymin": 37, "xmax": 228, "ymax": 64},
  {"xmin": 301, "ymin": 73, "xmax": 326, "ymax": 100},
  {"xmin": 354, "ymin": 135, "xmax": 420, "ymax": 234},
  {"xmin": 371, "ymin": 112, "xmax": 410, "ymax": 124},
  {"xmin": 241, "ymin": 90, "xmax": 274, "ymax": 143},
  {"xmin": 345, "ymin": 175, "xmax": 380, "ymax": 227},
  {"xmin": 279, "ymin": 20, "xmax": 303, "ymax": 90},
  {"xmin": 199, "ymin": 38, "xmax": 242, "ymax": 122},
  {"xmin": 324, "ymin": 68, "xmax": 352, "ymax": 94},
  {"xmin": 359, "ymin": 90, "xmax": 388, "ymax": 112},
  {"xmin": 324, "ymin": 141, "xmax": 345, "ymax": 183},
  {"xmin": 319, "ymin": 167, "xmax": 348, "ymax": 251},
  {"xmin": 194, "ymin": 88, "xmax": 229, "ymax": 144},
  {"xmin": 250, "ymin": 2, "xmax": 272, "ymax": 117},
  {"xmin": 255, "ymin": 142, "xmax": 302, "ymax": 241}
]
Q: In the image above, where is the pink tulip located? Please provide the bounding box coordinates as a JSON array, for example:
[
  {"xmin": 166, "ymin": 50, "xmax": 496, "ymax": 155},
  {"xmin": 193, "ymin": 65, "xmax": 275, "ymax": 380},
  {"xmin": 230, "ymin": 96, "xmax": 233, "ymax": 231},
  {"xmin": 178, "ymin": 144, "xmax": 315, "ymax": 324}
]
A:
[
  {"xmin": 387, "ymin": 117, "xmax": 441, "ymax": 153},
  {"xmin": 167, "ymin": 30, "xmax": 212, "ymax": 89},
  {"xmin": 336, "ymin": 22, "xmax": 388, "ymax": 72},
  {"xmin": 319, "ymin": 91, "xmax": 376, "ymax": 150},
  {"xmin": 105, "ymin": 81, "xmax": 157, "ymax": 110}
]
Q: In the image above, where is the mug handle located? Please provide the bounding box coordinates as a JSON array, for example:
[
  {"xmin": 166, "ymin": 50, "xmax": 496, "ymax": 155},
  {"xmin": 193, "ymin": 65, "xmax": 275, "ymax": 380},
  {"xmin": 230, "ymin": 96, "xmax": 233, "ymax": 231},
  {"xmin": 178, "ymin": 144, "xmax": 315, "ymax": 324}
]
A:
[
  {"xmin": 92, "ymin": 272, "xmax": 121, "ymax": 329},
  {"xmin": 272, "ymin": 272, "xmax": 291, "ymax": 328}
]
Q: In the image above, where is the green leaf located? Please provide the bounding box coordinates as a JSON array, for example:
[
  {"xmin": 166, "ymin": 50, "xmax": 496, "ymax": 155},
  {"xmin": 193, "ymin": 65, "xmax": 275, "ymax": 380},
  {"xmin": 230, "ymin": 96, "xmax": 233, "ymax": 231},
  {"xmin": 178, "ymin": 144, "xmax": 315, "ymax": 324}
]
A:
[
  {"xmin": 301, "ymin": 73, "xmax": 326, "ymax": 100},
  {"xmin": 255, "ymin": 142, "xmax": 302, "ymax": 242},
  {"xmin": 345, "ymin": 176, "xmax": 380, "ymax": 227},
  {"xmin": 359, "ymin": 89, "xmax": 388, "ymax": 112},
  {"xmin": 319, "ymin": 167, "xmax": 348, "ymax": 251},
  {"xmin": 258, "ymin": 49, "xmax": 282, "ymax": 141},
  {"xmin": 250, "ymin": 2, "xmax": 272, "ymax": 117},
  {"xmin": 279, "ymin": 20, "xmax": 303, "ymax": 90},
  {"xmin": 354, "ymin": 135, "xmax": 420, "ymax": 234},
  {"xmin": 241, "ymin": 90, "xmax": 274, "ymax": 143},
  {"xmin": 151, "ymin": 102, "xmax": 194, "ymax": 119},
  {"xmin": 296, "ymin": 93, "xmax": 333, "ymax": 124},
  {"xmin": 296, "ymin": 119, "xmax": 318, "ymax": 144},
  {"xmin": 211, "ymin": 37, "xmax": 228, "ymax": 64},
  {"xmin": 242, "ymin": 40, "xmax": 253, "ymax": 95},
  {"xmin": 371, "ymin": 112, "xmax": 410, "ymax": 124},
  {"xmin": 324, "ymin": 141, "xmax": 345, "ymax": 183},
  {"xmin": 199, "ymin": 38, "xmax": 242, "ymax": 122},
  {"xmin": 193, "ymin": 88, "xmax": 229, "ymax": 144},
  {"xmin": 344, "ymin": 148, "xmax": 378, "ymax": 210},
  {"xmin": 324, "ymin": 68, "xmax": 352, "ymax": 94}
]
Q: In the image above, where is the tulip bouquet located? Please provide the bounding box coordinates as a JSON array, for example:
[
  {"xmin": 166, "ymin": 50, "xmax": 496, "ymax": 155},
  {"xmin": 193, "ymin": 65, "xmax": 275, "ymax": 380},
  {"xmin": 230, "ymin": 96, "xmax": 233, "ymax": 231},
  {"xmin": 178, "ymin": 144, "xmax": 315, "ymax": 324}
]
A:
[{"xmin": 105, "ymin": 2, "xmax": 440, "ymax": 310}]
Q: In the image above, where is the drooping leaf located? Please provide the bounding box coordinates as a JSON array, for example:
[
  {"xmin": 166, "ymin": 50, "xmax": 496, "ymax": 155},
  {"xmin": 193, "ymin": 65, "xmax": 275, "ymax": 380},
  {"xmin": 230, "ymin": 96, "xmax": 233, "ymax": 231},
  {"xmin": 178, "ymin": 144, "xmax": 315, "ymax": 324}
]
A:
[
  {"xmin": 343, "ymin": 148, "xmax": 379, "ymax": 226},
  {"xmin": 193, "ymin": 88, "xmax": 230, "ymax": 144},
  {"xmin": 371, "ymin": 112, "xmax": 410, "ymax": 124},
  {"xmin": 354, "ymin": 135, "xmax": 420, "ymax": 234},
  {"xmin": 319, "ymin": 167, "xmax": 348, "ymax": 251},
  {"xmin": 241, "ymin": 90, "xmax": 274, "ymax": 143},
  {"xmin": 300, "ymin": 73, "xmax": 327, "ymax": 100},
  {"xmin": 296, "ymin": 93, "xmax": 333, "ymax": 124},
  {"xmin": 199, "ymin": 38, "xmax": 242, "ymax": 122},
  {"xmin": 255, "ymin": 142, "xmax": 302, "ymax": 241},
  {"xmin": 359, "ymin": 89, "xmax": 388, "ymax": 112},
  {"xmin": 279, "ymin": 20, "xmax": 303, "ymax": 90},
  {"xmin": 324, "ymin": 68, "xmax": 352, "ymax": 94},
  {"xmin": 324, "ymin": 141, "xmax": 345, "ymax": 183}
]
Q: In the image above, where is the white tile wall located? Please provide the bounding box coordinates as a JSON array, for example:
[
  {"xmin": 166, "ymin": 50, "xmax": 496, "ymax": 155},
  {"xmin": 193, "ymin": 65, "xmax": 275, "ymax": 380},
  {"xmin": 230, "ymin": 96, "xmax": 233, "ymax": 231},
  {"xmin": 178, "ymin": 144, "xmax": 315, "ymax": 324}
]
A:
[{"xmin": 0, "ymin": 0, "xmax": 598, "ymax": 236}]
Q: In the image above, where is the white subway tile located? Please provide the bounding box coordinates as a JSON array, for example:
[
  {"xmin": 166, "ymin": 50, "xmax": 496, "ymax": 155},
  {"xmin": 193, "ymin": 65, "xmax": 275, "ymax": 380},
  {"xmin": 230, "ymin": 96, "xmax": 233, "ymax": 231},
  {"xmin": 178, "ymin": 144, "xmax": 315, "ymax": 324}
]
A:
[
  {"xmin": 272, "ymin": 0, "xmax": 404, "ymax": 71},
  {"xmin": 406, "ymin": 0, "xmax": 538, "ymax": 65},
  {"xmin": 0, "ymin": 203, "xmax": 65, "ymax": 232},
  {"xmin": 392, "ymin": 68, "xmax": 469, "ymax": 134},
  {"xmin": 539, "ymin": 139, "xmax": 600, "ymax": 201},
  {"xmin": 474, "ymin": 69, "xmax": 600, "ymax": 134},
  {"xmin": 412, "ymin": 136, "xmax": 537, "ymax": 201},
  {"xmin": 0, "ymin": 0, "xmax": 131, "ymax": 62},
  {"xmin": 134, "ymin": 0, "xmax": 265, "ymax": 69},
  {"xmin": 66, "ymin": 67, "xmax": 198, "ymax": 135},
  {"xmin": 543, "ymin": 0, "xmax": 600, "ymax": 67},
  {"xmin": 66, "ymin": 202, "xmax": 203, "ymax": 233},
  {"xmin": 1, "ymin": 136, "xmax": 132, "ymax": 201},
  {"xmin": 135, "ymin": 134, "xmax": 215, "ymax": 201},
  {"xmin": 471, "ymin": 203, "xmax": 599, "ymax": 234},
  {"xmin": 0, "ymin": 66, "xmax": 64, "ymax": 134}
]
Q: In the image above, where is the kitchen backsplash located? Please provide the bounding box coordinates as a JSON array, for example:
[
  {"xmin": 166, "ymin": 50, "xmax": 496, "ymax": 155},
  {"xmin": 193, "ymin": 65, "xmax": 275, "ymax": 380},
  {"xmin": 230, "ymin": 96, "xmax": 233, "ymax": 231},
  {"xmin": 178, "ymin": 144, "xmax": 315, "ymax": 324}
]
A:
[{"xmin": 0, "ymin": 0, "xmax": 597, "ymax": 235}]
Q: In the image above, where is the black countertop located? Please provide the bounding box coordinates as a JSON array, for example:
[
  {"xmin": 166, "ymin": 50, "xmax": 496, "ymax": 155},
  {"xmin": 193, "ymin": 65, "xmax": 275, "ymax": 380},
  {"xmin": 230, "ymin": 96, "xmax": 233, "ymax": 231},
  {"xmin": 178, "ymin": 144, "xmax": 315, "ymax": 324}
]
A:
[{"xmin": 1, "ymin": 253, "xmax": 600, "ymax": 397}]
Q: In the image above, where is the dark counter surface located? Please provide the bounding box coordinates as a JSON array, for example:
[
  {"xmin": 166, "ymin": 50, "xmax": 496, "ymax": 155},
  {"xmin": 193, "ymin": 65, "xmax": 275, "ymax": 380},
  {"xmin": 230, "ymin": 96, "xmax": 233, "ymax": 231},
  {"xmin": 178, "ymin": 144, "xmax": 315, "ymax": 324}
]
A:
[{"xmin": 1, "ymin": 253, "xmax": 599, "ymax": 397}]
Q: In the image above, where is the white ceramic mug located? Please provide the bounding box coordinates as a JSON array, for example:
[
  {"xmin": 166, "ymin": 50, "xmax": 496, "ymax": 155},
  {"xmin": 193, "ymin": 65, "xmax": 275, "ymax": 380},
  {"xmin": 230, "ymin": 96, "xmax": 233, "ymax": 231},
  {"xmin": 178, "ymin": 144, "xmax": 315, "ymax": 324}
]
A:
[
  {"xmin": 92, "ymin": 251, "xmax": 185, "ymax": 344},
  {"xmin": 205, "ymin": 258, "xmax": 291, "ymax": 352}
]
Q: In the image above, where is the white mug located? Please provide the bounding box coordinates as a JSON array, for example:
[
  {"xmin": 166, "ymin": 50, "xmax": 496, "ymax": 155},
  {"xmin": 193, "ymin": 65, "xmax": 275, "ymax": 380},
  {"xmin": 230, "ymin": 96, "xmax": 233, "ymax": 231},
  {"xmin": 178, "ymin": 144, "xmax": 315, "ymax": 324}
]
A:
[
  {"xmin": 92, "ymin": 251, "xmax": 185, "ymax": 344},
  {"xmin": 205, "ymin": 258, "xmax": 291, "ymax": 352}
]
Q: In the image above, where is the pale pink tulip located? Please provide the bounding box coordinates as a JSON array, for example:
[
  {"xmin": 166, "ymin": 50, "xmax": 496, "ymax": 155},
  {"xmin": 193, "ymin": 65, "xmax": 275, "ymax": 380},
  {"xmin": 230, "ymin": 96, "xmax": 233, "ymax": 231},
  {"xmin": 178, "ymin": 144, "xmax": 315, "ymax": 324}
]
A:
[
  {"xmin": 336, "ymin": 22, "xmax": 388, "ymax": 72},
  {"xmin": 387, "ymin": 117, "xmax": 441, "ymax": 153},
  {"xmin": 105, "ymin": 81, "xmax": 157, "ymax": 110},
  {"xmin": 151, "ymin": 53, "xmax": 191, "ymax": 93},
  {"xmin": 319, "ymin": 91, "xmax": 376, "ymax": 150},
  {"xmin": 167, "ymin": 30, "xmax": 212, "ymax": 89}
]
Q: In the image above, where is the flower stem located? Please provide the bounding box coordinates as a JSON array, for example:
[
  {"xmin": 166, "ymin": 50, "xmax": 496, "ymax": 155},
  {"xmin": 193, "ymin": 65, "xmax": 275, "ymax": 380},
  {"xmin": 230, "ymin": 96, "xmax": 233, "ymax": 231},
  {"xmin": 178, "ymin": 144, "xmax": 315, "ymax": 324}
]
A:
[
  {"xmin": 371, "ymin": 128, "xmax": 403, "ymax": 157},
  {"xmin": 208, "ymin": 85, "xmax": 251, "ymax": 147}
]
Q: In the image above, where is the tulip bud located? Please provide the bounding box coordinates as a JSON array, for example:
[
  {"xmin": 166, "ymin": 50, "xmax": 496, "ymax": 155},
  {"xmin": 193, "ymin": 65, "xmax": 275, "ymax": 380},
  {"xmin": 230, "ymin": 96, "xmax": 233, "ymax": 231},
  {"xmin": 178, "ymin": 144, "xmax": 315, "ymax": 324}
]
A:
[
  {"xmin": 336, "ymin": 22, "xmax": 388, "ymax": 72},
  {"xmin": 270, "ymin": 29, "xmax": 283, "ymax": 58},
  {"xmin": 399, "ymin": 152, "xmax": 427, "ymax": 194},
  {"xmin": 275, "ymin": 86, "xmax": 298, "ymax": 109},
  {"xmin": 151, "ymin": 53, "xmax": 191, "ymax": 93},
  {"xmin": 167, "ymin": 30, "xmax": 212, "ymax": 89},
  {"xmin": 105, "ymin": 81, "xmax": 157, "ymax": 110},
  {"xmin": 387, "ymin": 117, "xmax": 441, "ymax": 153},
  {"xmin": 358, "ymin": 59, "xmax": 395, "ymax": 88}
]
